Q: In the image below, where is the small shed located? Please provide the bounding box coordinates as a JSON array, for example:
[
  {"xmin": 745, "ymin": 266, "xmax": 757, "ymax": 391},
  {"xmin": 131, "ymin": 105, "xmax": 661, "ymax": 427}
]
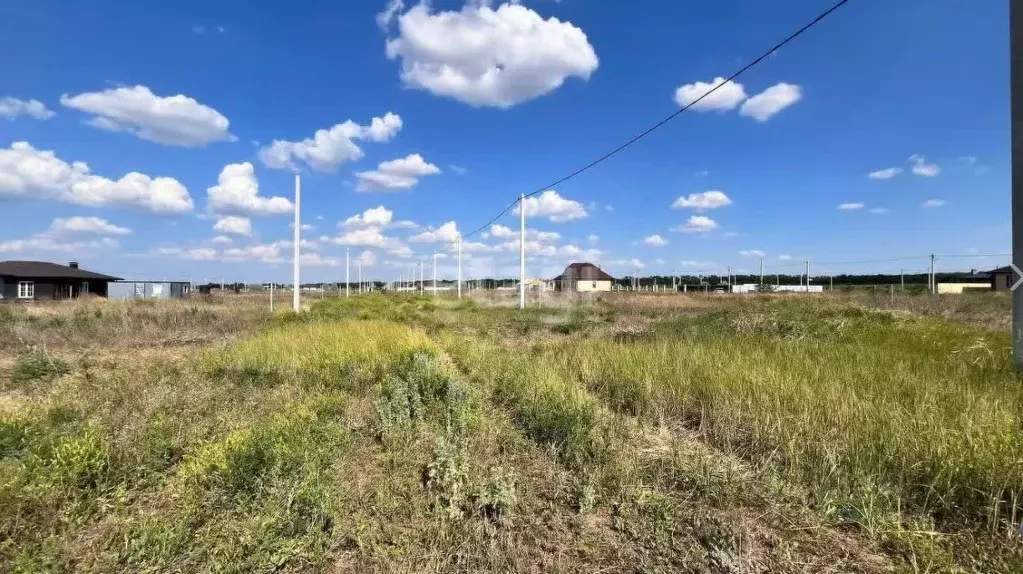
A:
[
  {"xmin": 553, "ymin": 262, "xmax": 615, "ymax": 292},
  {"xmin": 0, "ymin": 260, "xmax": 121, "ymax": 301},
  {"xmin": 109, "ymin": 281, "xmax": 192, "ymax": 300}
]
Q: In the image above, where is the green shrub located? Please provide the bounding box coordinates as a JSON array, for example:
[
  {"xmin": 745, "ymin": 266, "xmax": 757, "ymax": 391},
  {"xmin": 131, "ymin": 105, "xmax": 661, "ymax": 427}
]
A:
[
  {"xmin": 424, "ymin": 437, "xmax": 469, "ymax": 522},
  {"xmin": 10, "ymin": 346, "xmax": 71, "ymax": 386},
  {"xmin": 0, "ymin": 416, "xmax": 30, "ymax": 458}
]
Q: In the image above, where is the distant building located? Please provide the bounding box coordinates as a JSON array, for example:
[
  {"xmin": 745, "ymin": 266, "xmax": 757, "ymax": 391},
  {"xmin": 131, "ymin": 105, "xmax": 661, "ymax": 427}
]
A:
[
  {"xmin": 730, "ymin": 284, "xmax": 824, "ymax": 294},
  {"xmin": 523, "ymin": 278, "xmax": 553, "ymax": 291},
  {"xmin": 989, "ymin": 266, "xmax": 1016, "ymax": 292},
  {"xmin": 108, "ymin": 281, "xmax": 192, "ymax": 300},
  {"xmin": 0, "ymin": 261, "xmax": 121, "ymax": 301},
  {"xmin": 553, "ymin": 262, "xmax": 615, "ymax": 292},
  {"xmin": 936, "ymin": 268, "xmax": 1002, "ymax": 294}
]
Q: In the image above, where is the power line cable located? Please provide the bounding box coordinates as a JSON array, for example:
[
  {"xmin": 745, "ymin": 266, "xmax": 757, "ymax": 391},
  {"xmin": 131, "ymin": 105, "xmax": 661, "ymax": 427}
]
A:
[
  {"xmin": 934, "ymin": 253, "xmax": 1011, "ymax": 259},
  {"xmin": 438, "ymin": 0, "xmax": 853, "ymax": 253}
]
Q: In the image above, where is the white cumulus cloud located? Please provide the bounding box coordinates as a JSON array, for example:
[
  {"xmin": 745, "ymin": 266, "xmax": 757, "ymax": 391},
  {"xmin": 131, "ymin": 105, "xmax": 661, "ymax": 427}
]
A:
[
  {"xmin": 671, "ymin": 190, "xmax": 732, "ymax": 210},
  {"xmin": 672, "ymin": 215, "xmax": 718, "ymax": 233},
  {"xmin": 739, "ymin": 249, "xmax": 766, "ymax": 258},
  {"xmin": 157, "ymin": 247, "xmax": 219, "ymax": 261},
  {"xmin": 515, "ymin": 190, "xmax": 588, "ymax": 222},
  {"xmin": 410, "ymin": 221, "xmax": 459, "ymax": 243},
  {"xmin": 0, "ymin": 97, "xmax": 55, "ymax": 121},
  {"xmin": 328, "ymin": 227, "xmax": 398, "ymax": 248},
  {"xmin": 355, "ymin": 153, "xmax": 441, "ymax": 192},
  {"xmin": 739, "ymin": 83, "xmax": 802, "ymax": 122},
  {"xmin": 383, "ymin": 2, "xmax": 598, "ymax": 108},
  {"xmin": 213, "ymin": 215, "xmax": 253, "ymax": 236},
  {"xmin": 643, "ymin": 234, "xmax": 667, "ymax": 247},
  {"xmin": 49, "ymin": 216, "xmax": 131, "ymax": 236},
  {"xmin": 355, "ymin": 250, "xmax": 378, "ymax": 267},
  {"xmin": 838, "ymin": 202, "xmax": 864, "ymax": 210},
  {"xmin": 0, "ymin": 235, "xmax": 118, "ymax": 254},
  {"xmin": 867, "ymin": 167, "xmax": 902, "ymax": 180},
  {"xmin": 259, "ymin": 112, "xmax": 402, "ymax": 172},
  {"xmin": 207, "ymin": 162, "xmax": 294, "ymax": 217},
  {"xmin": 342, "ymin": 205, "xmax": 394, "ymax": 228},
  {"xmin": 673, "ymin": 77, "xmax": 747, "ymax": 111},
  {"xmin": 923, "ymin": 199, "xmax": 946, "ymax": 208},
  {"xmin": 60, "ymin": 85, "xmax": 234, "ymax": 147},
  {"xmin": 910, "ymin": 154, "xmax": 940, "ymax": 177},
  {"xmin": 0, "ymin": 141, "xmax": 193, "ymax": 214},
  {"xmin": 0, "ymin": 217, "xmax": 125, "ymax": 254}
]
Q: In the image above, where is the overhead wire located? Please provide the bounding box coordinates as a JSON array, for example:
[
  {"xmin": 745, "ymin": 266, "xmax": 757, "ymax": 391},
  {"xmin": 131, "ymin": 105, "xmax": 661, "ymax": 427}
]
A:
[{"xmin": 436, "ymin": 0, "xmax": 853, "ymax": 254}]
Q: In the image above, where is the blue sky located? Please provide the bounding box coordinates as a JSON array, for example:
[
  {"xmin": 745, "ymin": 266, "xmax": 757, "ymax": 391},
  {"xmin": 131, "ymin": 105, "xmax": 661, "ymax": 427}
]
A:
[{"xmin": 0, "ymin": 0, "xmax": 1009, "ymax": 283}]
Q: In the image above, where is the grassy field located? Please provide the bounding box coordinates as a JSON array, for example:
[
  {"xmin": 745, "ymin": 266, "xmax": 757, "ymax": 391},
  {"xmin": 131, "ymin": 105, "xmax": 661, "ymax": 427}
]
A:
[{"xmin": 1, "ymin": 291, "xmax": 1021, "ymax": 572}]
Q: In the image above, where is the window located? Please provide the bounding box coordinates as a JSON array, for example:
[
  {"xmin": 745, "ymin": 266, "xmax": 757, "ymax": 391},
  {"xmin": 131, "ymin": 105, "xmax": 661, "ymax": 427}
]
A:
[
  {"xmin": 592, "ymin": 281, "xmax": 597, "ymax": 289},
  {"xmin": 17, "ymin": 281, "xmax": 34, "ymax": 299}
]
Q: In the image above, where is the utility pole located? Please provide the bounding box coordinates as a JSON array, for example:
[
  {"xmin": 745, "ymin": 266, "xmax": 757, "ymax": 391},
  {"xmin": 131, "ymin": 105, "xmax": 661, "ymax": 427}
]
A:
[
  {"xmin": 726, "ymin": 265, "xmax": 731, "ymax": 293},
  {"xmin": 270, "ymin": 282, "xmax": 274, "ymax": 312},
  {"xmin": 929, "ymin": 254, "xmax": 936, "ymax": 295},
  {"xmin": 805, "ymin": 260, "xmax": 810, "ymax": 293},
  {"xmin": 419, "ymin": 260, "xmax": 424, "ymax": 294},
  {"xmin": 900, "ymin": 268, "xmax": 904, "ymax": 291},
  {"xmin": 432, "ymin": 253, "xmax": 438, "ymax": 298},
  {"xmin": 345, "ymin": 248, "xmax": 350, "ymax": 298},
  {"xmin": 1010, "ymin": 2, "xmax": 1023, "ymax": 364},
  {"xmin": 519, "ymin": 193, "xmax": 526, "ymax": 310},
  {"xmin": 292, "ymin": 174, "xmax": 301, "ymax": 311},
  {"xmin": 358, "ymin": 263, "xmax": 363, "ymax": 294},
  {"xmin": 457, "ymin": 235, "xmax": 462, "ymax": 299},
  {"xmin": 759, "ymin": 256, "xmax": 764, "ymax": 286}
]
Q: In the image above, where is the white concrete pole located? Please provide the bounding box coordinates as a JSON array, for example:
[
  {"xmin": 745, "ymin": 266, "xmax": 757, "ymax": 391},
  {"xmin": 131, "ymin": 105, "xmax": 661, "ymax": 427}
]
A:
[
  {"xmin": 805, "ymin": 260, "xmax": 810, "ymax": 293},
  {"xmin": 432, "ymin": 253, "xmax": 438, "ymax": 298},
  {"xmin": 519, "ymin": 194, "xmax": 526, "ymax": 310},
  {"xmin": 419, "ymin": 260, "xmax": 424, "ymax": 294},
  {"xmin": 760, "ymin": 257, "xmax": 764, "ymax": 286},
  {"xmin": 345, "ymin": 248, "xmax": 350, "ymax": 298},
  {"xmin": 358, "ymin": 263, "xmax": 363, "ymax": 294},
  {"xmin": 270, "ymin": 281, "xmax": 274, "ymax": 312},
  {"xmin": 292, "ymin": 174, "xmax": 301, "ymax": 311},
  {"xmin": 930, "ymin": 254, "xmax": 936, "ymax": 294},
  {"xmin": 457, "ymin": 235, "xmax": 462, "ymax": 300}
]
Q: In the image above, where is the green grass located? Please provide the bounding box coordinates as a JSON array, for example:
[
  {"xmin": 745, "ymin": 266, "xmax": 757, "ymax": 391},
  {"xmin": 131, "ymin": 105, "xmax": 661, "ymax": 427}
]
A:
[
  {"xmin": 3, "ymin": 293, "xmax": 1022, "ymax": 571},
  {"xmin": 543, "ymin": 303, "xmax": 1023, "ymax": 530},
  {"xmin": 201, "ymin": 320, "xmax": 437, "ymax": 389}
]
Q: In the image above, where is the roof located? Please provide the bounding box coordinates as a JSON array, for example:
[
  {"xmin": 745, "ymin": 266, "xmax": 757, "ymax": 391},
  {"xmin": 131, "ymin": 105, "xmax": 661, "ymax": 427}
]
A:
[
  {"xmin": 553, "ymin": 262, "xmax": 615, "ymax": 282},
  {"xmin": 0, "ymin": 261, "xmax": 122, "ymax": 281},
  {"xmin": 944, "ymin": 273, "xmax": 991, "ymax": 283},
  {"xmin": 990, "ymin": 266, "xmax": 1015, "ymax": 274}
]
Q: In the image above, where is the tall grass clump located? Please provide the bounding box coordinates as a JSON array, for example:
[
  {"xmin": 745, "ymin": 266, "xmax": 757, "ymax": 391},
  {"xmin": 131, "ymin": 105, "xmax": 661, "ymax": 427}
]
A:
[
  {"xmin": 442, "ymin": 335, "xmax": 621, "ymax": 470},
  {"xmin": 9, "ymin": 344, "xmax": 71, "ymax": 387},
  {"xmin": 539, "ymin": 300, "xmax": 1023, "ymax": 532},
  {"xmin": 309, "ymin": 293, "xmax": 435, "ymax": 323},
  {"xmin": 202, "ymin": 320, "xmax": 436, "ymax": 389}
]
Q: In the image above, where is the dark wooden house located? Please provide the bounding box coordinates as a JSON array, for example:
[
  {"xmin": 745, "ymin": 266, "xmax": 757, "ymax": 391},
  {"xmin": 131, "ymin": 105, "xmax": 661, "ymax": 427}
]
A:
[{"xmin": 0, "ymin": 261, "xmax": 122, "ymax": 301}]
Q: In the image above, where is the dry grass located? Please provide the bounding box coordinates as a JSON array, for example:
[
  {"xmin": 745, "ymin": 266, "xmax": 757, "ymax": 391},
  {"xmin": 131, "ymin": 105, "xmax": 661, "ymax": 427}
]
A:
[{"xmin": 1, "ymin": 291, "xmax": 1021, "ymax": 572}]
